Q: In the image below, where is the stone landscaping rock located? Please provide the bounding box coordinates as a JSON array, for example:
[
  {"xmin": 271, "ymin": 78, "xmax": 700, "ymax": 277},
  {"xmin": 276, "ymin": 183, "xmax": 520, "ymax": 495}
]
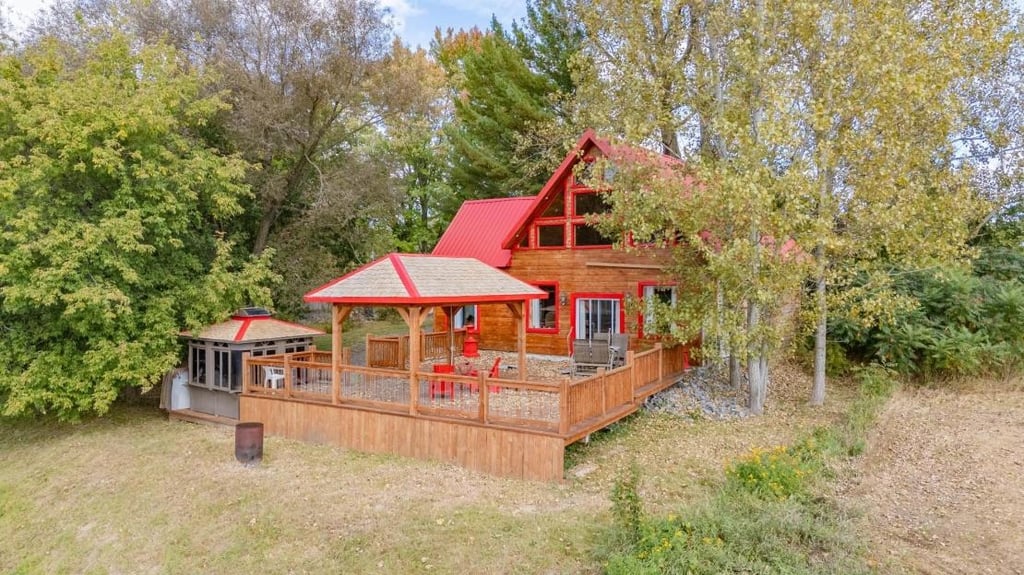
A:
[{"xmin": 644, "ymin": 366, "xmax": 750, "ymax": 420}]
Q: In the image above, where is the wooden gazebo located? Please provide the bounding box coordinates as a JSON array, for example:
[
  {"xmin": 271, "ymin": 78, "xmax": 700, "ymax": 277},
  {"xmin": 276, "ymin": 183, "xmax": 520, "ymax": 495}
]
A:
[{"xmin": 304, "ymin": 253, "xmax": 546, "ymax": 411}]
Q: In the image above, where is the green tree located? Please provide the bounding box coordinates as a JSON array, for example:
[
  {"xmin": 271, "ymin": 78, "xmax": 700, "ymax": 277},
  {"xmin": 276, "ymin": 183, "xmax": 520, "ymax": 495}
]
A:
[
  {"xmin": 785, "ymin": 0, "xmax": 1018, "ymax": 404},
  {"xmin": 0, "ymin": 31, "xmax": 275, "ymax": 420},
  {"xmin": 577, "ymin": 0, "xmax": 1020, "ymax": 410},
  {"xmin": 29, "ymin": 0, "xmax": 442, "ymax": 315},
  {"xmin": 437, "ymin": 24, "xmax": 563, "ymax": 200}
]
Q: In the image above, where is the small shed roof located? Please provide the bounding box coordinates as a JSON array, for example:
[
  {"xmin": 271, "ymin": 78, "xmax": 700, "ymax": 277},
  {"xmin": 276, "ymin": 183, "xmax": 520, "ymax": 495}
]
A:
[
  {"xmin": 432, "ymin": 197, "xmax": 535, "ymax": 268},
  {"xmin": 304, "ymin": 253, "xmax": 546, "ymax": 305},
  {"xmin": 182, "ymin": 311, "xmax": 324, "ymax": 344}
]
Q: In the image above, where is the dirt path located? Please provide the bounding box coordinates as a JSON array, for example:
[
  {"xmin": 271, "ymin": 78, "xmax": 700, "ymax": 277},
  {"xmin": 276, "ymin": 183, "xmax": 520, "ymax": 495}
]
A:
[{"xmin": 842, "ymin": 384, "xmax": 1024, "ymax": 574}]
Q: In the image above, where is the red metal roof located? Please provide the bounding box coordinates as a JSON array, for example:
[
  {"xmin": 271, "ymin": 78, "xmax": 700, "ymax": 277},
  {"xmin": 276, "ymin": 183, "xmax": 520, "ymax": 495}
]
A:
[
  {"xmin": 431, "ymin": 197, "xmax": 535, "ymax": 268},
  {"xmin": 304, "ymin": 253, "xmax": 546, "ymax": 305}
]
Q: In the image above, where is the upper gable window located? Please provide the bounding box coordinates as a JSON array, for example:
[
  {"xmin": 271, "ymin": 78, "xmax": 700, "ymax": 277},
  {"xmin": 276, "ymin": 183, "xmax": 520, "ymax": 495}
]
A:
[
  {"xmin": 574, "ymin": 192, "xmax": 612, "ymax": 216},
  {"xmin": 538, "ymin": 224, "xmax": 565, "ymax": 247},
  {"xmin": 574, "ymin": 223, "xmax": 615, "ymax": 247},
  {"xmin": 573, "ymin": 160, "xmax": 595, "ymax": 187},
  {"xmin": 541, "ymin": 192, "xmax": 564, "ymax": 218}
]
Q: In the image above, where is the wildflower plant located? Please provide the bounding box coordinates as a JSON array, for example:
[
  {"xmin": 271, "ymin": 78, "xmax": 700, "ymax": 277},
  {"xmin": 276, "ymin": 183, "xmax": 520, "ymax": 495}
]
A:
[{"xmin": 725, "ymin": 444, "xmax": 816, "ymax": 500}]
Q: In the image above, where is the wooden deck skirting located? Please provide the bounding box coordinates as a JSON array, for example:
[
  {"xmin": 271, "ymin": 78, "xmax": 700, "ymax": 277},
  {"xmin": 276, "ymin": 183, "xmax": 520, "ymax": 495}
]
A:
[{"xmin": 241, "ymin": 343, "xmax": 688, "ymax": 481}]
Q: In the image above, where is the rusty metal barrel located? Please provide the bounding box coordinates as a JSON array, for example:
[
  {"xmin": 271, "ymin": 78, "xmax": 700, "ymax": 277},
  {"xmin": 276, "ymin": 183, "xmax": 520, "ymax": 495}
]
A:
[{"xmin": 234, "ymin": 422, "xmax": 264, "ymax": 465}]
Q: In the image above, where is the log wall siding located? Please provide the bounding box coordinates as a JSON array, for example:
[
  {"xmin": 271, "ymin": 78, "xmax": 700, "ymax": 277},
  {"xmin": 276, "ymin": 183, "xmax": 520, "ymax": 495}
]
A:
[
  {"xmin": 432, "ymin": 248, "xmax": 679, "ymax": 356},
  {"xmin": 438, "ymin": 248, "xmax": 676, "ymax": 356},
  {"xmin": 239, "ymin": 396, "xmax": 565, "ymax": 482}
]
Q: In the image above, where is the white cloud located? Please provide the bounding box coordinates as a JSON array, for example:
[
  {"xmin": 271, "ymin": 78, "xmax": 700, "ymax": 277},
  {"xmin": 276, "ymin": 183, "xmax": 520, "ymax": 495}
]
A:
[{"xmin": 378, "ymin": 0, "xmax": 424, "ymax": 34}]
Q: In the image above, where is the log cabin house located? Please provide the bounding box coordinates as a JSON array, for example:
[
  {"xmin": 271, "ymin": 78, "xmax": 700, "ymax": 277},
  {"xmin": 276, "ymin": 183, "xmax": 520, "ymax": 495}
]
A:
[
  {"xmin": 432, "ymin": 129, "xmax": 687, "ymax": 357},
  {"xmin": 176, "ymin": 131, "xmax": 696, "ymax": 481}
]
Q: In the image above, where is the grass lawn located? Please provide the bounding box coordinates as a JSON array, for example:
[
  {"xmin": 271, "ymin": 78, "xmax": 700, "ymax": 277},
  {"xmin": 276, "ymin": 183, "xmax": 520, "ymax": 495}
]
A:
[{"xmin": 0, "ymin": 363, "xmax": 857, "ymax": 574}]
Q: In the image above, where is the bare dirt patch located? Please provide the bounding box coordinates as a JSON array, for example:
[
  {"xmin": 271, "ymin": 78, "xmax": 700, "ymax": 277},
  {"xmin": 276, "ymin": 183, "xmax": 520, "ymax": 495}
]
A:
[{"xmin": 840, "ymin": 381, "xmax": 1024, "ymax": 575}]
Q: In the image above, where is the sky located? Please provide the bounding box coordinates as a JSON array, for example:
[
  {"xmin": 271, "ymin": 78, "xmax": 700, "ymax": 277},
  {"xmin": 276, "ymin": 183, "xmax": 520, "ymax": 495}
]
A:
[{"xmin": 2, "ymin": 0, "xmax": 528, "ymax": 49}]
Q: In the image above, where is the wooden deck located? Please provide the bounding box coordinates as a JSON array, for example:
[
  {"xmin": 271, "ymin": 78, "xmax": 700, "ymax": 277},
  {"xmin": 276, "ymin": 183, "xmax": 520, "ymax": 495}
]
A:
[{"xmin": 240, "ymin": 344, "xmax": 689, "ymax": 481}]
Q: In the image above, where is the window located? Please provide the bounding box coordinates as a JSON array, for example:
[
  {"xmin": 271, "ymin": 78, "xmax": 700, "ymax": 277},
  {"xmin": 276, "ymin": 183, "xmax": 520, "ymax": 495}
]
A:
[
  {"xmin": 541, "ymin": 192, "xmax": 564, "ymax": 217},
  {"xmin": 575, "ymin": 297, "xmax": 621, "ymax": 340},
  {"xmin": 212, "ymin": 345, "xmax": 230, "ymax": 390},
  {"xmin": 574, "ymin": 223, "xmax": 615, "ymax": 247},
  {"xmin": 528, "ymin": 285, "xmax": 558, "ymax": 331},
  {"xmin": 188, "ymin": 342, "xmax": 206, "ymax": 385},
  {"xmin": 573, "ymin": 192, "xmax": 611, "ymax": 216},
  {"xmin": 642, "ymin": 284, "xmax": 677, "ymax": 336},
  {"xmin": 230, "ymin": 351, "xmax": 244, "ymax": 391},
  {"xmin": 573, "ymin": 159, "xmax": 595, "ymax": 186},
  {"xmin": 537, "ymin": 224, "xmax": 565, "ymax": 247},
  {"xmin": 452, "ymin": 304, "xmax": 478, "ymax": 329}
]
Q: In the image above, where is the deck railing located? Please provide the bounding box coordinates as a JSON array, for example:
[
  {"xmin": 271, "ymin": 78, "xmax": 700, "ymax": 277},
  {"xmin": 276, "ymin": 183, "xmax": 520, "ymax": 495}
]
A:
[
  {"xmin": 365, "ymin": 330, "xmax": 468, "ymax": 369},
  {"xmin": 243, "ymin": 342, "xmax": 690, "ymax": 443}
]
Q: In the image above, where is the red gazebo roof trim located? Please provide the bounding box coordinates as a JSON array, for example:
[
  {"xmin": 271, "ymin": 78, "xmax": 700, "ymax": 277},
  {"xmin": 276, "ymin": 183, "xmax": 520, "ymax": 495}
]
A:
[{"xmin": 304, "ymin": 253, "xmax": 546, "ymax": 305}]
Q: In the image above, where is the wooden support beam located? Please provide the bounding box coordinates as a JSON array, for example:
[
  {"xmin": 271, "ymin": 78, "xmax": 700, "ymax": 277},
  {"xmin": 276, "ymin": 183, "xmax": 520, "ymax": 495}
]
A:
[
  {"xmin": 507, "ymin": 301, "xmax": 527, "ymax": 381},
  {"xmin": 283, "ymin": 353, "xmax": 293, "ymax": 397},
  {"xmin": 403, "ymin": 306, "xmax": 423, "ymax": 415},
  {"xmin": 394, "ymin": 306, "xmax": 410, "ymax": 324},
  {"xmin": 559, "ymin": 378, "xmax": 570, "ymax": 435},
  {"xmin": 241, "ymin": 351, "xmax": 251, "ymax": 394},
  {"xmin": 444, "ymin": 305, "xmax": 456, "ymax": 365},
  {"xmin": 331, "ymin": 305, "xmax": 352, "ymax": 405},
  {"xmin": 478, "ymin": 372, "xmax": 489, "ymax": 424}
]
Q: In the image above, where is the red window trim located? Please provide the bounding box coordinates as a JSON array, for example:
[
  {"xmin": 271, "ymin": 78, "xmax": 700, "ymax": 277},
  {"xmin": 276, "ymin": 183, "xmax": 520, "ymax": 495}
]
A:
[
  {"xmin": 535, "ymin": 222, "xmax": 567, "ymax": 249},
  {"xmin": 572, "ymin": 221, "xmax": 615, "ymax": 250},
  {"xmin": 526, "ymin": 281, "xmax": 559, "ymax": 334},
  {"xmin": 569, "ymin": 292, "xmax": 626, "ymax": 341},
  {"xmin": 637, "ymin": 281, "xmax": 678, "ymax": 339},
  {"xmin": 570, "ymin": 189, "xmax": 606, "ymax": 218}
]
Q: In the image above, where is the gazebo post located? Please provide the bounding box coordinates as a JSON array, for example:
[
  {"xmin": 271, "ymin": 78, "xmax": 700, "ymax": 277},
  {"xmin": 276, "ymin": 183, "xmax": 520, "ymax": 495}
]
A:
[
  {"xmin": 444, "ymin": 305, "xmax": 456, "ymax": 366},
  {"xmin": 506, "ymin": 301, "xmax": 527, "ymax": 381},
  {"xmin": 398, "ymin": 306, "xmax": 426, "ymax": 415},
  {"xmin": 331, "ymin": 304, "xmax": 352, "ymax": 405}
]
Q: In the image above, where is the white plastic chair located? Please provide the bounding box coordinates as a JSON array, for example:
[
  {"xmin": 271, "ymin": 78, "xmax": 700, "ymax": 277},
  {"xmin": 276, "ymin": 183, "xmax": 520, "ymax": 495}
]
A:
[{"xmin": 263, "ymin": 366, "xmax": 285, "ymax": 389}]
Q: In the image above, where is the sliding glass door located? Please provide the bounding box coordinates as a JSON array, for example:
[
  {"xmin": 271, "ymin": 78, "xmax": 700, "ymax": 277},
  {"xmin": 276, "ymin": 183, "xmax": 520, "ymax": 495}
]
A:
[{"xmin": 575, "ymin": 297, "xmax": 621, "ymax": 339}]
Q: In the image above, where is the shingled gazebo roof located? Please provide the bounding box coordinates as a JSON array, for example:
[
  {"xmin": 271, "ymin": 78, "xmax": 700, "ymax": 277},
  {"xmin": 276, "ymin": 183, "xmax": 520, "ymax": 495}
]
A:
[
  {"xmin": 182, "ymin": 308, "xmax": 324, "ymax": 343},
  {"xmin": 304, "ymin": 254, "xmax": 546, "ymax": 305}
]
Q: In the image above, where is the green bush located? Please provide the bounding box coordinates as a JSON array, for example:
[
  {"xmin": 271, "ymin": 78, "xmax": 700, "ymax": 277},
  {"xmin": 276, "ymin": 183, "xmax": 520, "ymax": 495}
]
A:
[
  {"xmin": 725, "ymin": 445, "xmax": 814, "ymax": 500},
  {"xmin": 829, "ymin": 262, "xmax": 1024, "ymax": 379},
  {"xmin": 610, "ymin": 465, "xmax": 645, "ymax": 547},
  {"xmin": 604, "ymin": 492, "xmax": 870, "ymax": 575}
]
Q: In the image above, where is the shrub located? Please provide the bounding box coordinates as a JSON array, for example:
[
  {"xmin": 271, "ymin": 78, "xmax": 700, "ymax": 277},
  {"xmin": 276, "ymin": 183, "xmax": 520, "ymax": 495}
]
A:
[
  {"xmin": 725, "ymin": 445, "xmax": 814, "ymax": 500},
  {"xmin": 828, "ymin": 262, "xmax": 1024, "ymax": 379},
  {"xmin": 598, "ymin": 368, "xmax": 898, "ymax": 575}
]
